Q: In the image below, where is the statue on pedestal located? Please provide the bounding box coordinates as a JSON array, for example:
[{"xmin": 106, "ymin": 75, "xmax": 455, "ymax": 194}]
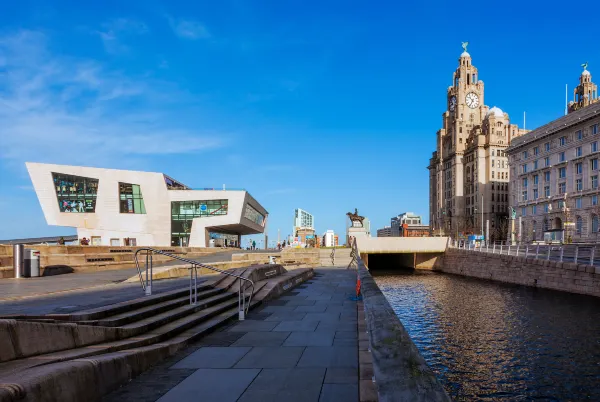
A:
[{"xmin": 346, "ymin": 208, "xmax": 365, "ymax": 228}]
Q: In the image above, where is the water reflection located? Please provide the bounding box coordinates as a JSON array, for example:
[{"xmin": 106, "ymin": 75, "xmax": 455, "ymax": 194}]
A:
[{"xmin": 373, "ymin": 271, "xmax": 600, "ymax": 401}]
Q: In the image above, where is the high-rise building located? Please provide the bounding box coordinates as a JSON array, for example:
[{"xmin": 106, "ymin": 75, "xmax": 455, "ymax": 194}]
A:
[
  {"xmin": 322, "ymin": 230, "xmax": 336, "ymax": 247},
  {"xmin": 507, "ymin": 66, "xmax": 600, "ymax": 243},
  {"xmin": 377, "ymin": 226, "xmax": 392, "ymax": 237},
  {"xmin": 428, "ymin": 44, "xmax": 528, "ymax": 240},
  {"xmin": 391, "ymin": 212, "xmax": 422, "ymax": 236},
  {"xmin": 293, "ymin": 208, "xmax": 314, "ymax": 233}
]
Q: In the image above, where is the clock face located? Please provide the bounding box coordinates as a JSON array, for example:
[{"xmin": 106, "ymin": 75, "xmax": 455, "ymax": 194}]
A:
[
  {"xmin": 449, "ymin": 96, "xmax": 457, "ymax": 111},
  {"xmin": 465, "ymin": 92, "xmax": 479, "ymax": 109}
]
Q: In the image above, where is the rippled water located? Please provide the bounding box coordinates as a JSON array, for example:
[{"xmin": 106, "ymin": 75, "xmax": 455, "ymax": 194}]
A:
[{"xmin": 373, "ymin": 271, "xmax": 600, "ymax": 401}]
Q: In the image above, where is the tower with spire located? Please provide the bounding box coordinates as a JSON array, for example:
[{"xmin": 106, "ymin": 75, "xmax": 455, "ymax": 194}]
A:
[{"xmin": 569, "ymin": 63, "xmax": 599, "ymax": 113}]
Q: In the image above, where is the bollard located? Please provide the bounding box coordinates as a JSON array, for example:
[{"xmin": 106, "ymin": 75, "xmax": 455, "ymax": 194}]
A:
[
  {"xmin": 486, "ymin": 243, "xmax": 489, "ymax": 253},
  {"xmin": 560, "ymin": 247, "xmax": 564, "ymax": 262},
  {"xmin": 536, "ymin": 244, "xmax": 540, "ymax": 258},
  {"xmin": 493, "ymin": 243, "xmax": 496, "ymax": 254},
  {"xmin": 500, "ymin": 244, "xmax": 503, "ymax": 254},
  {"xmin": 574, "ymin": 246, "xmax": 579, "ymax": 264},
  {"xmin": 591, "ymin": 247, "xmax": 596, "ymax": 266},
  {"xmin": 508, "ymin": 244, "xmax": 511, "ymax": 256},
  {"xmin": 547, "ymin": 246, "xmax": 551, "ymax": 260},
  {"xmin": 516, "ymin": 244, "xmax": 520, "ymax": 257},
  {"xmin": 525, "ymin": 245, "xmax": 529, "ymax": 258}
]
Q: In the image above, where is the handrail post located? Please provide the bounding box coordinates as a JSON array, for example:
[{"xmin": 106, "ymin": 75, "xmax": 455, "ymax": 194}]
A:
[
  {"xmin": 493, "ymin": 243, "xmax": 496, "ymax": 254},
  {"xmin": 536, "ymin": 245, "xmax": 540, "ymax": 258},
  {"xmin": 486, "ymin": 242, "xmax": 489, "ymax": 253},
  {"xmin": 560, "ymin": 247, "xmax": 564, "ymax": 262},
  {"xmin": 575, "ymin": 246, "xmax": 579, "ymax": 264},
  {"xmin": 546, "ymin": 246, "xmax": 551, "ymax": 260},
  {"xmin": 238, "ymin": 277, "xmax": 245, "ymax": 320},
  {"xmin": 145, "ymin": 250, "xmax": 152, "ymax": 296},
  {"xmin": 516, "ymin": 244, "xmax": 520, "ymax": 257},
  {"xmin": 189, "ymin": 265, "xmax": 193, "ymax": 305},
  {"xmin": 525, "ymin": 245, "xmax": 529, "ymax": 258},
  {"xmin": 500, "ymin": 244, "xmax": 503, "ymax": 254},
  {"xmin": 508, "ymin": 244, "xmax": 511, "ymax": 255},
  {"xmin": 591, "ymin": 247, "xmax": 596, "ymax": 266}
]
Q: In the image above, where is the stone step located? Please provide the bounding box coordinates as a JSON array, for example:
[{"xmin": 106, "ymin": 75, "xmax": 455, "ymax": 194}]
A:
[{"xmin": 78, "ymin": 287, "xmax": 227, "ymax": 327}]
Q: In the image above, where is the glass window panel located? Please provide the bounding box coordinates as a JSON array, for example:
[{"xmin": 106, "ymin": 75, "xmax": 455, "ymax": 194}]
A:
[
  {"xmin": 52, "ymin": 172, "xmax": 99, "ymax": 213},
  {"xmin": 118, "ymin": 182, "xmax": 145, "ymax": 214}
]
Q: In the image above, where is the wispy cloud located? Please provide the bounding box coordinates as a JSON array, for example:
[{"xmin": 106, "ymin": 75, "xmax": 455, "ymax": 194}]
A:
[
  {"xmin": 0, "ymin": 30, "xmax": 224, "ymax": 168},
  {"xmin": 96, "ymin": 18, "xmax": 148, "ymax": 54},
  {"xmin": 168, "ymin": 17, "xmax": 211, "ymax": 40}
]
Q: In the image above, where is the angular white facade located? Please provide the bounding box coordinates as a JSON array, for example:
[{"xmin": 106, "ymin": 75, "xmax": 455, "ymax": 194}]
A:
[{"xmin": 26, "ymin": 162, "xmax": 268, "ymax": 247}]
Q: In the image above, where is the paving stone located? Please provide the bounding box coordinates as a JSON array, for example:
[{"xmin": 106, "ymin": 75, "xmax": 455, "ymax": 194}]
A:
[
  {"xmin": 232, "ymin": 331, "xmax": 291, "ymax": 346},
  {"xmin": 297, "ymin": 346, "xmax": 358, "ymax": 368},
  {"xmin": 316, "ymin": 321, "xmax": 357, "ymax": 332},
  {"xmin": 319, "ymin": 383, "xmax": 359, "ymax": 402},
  {"xmin": 335, "ymin": 331, "xmax": 357, "ymax": 339},
  {"xmin": 273, "ymin": 320, "xmax": 319, "ymax": 332},
  {"xmin": 333, "ymin": 338, "xmax": 358, "ymax": 347},
  {"xmin": 283, "ymin": 330, "xmax": 335, "ymax": 347},
  {"xmin": 237, "ymin": 368, "xmax": 326, "ymax": 402},
  {"xmin": 227, "ymin": 320, "xmax": 279, "ymax": 332},
  {"xmin": 303, "ymin": 312, "xmax": 341, "ymax": 322},
  {"xmin": 157, "ymin": 368, "xmax": 260, "ymax": 402},
  {"xmin": 324, "ymin": 368, "xmax": 358, "ymax": 384},
  {"xmin": 259, "ymin": 305, "xmax": 298, "ymax": 313},
  {"xmin": 284, "ymin": 299, "xmax": 317, "ymax": 306},
  {"xmin": 294, "ymin": 304, "xmax": 328, "ymax": 313},
  {"xmin": 265, "ymin": 312, "xmax": 307, "ymax": 321},
  {"xmin": 170, "ymin": 347, "xmax": 251, "ymax": 369},
  {"xmin": 305, "ymin": 295, "xmax": 333, "ymax": 301},
  {"xmin": 234, "ymin": 346, "xmax": 304, "ymax": 368}
]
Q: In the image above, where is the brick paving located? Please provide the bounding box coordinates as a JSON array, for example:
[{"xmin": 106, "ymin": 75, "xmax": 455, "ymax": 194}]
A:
[{"xmin": 103, "ymin": 267, "xmax": 359, "ymax": 402}]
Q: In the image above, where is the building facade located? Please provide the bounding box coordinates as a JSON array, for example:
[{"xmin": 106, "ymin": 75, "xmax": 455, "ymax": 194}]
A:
[
  {"xmin": 428, "ymin": 44, "xmax": 528, "ymax": 240},
  {"xmin": 322, "ymin": 230, "xmax": 336, "ymax": 247},
  {"xmin": 506, "ymin": 67, "xmax": 600, "ymax": 243},
  {"xmin": 27, "ymin": 163, "xmax": 268, "ymax": 247},
  {"xmin": 391, "ymin": 212, "xmax": 423, "ymax": 236},
  {"xmin": 377, "ymin": 226, "xmax": 392, "ymax": 237}
]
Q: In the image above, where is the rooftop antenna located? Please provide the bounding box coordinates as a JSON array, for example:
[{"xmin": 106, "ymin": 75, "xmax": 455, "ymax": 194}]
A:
[
  {"xmin": 565, "ymin": 84, "xmax": 568, "ymax": 115},
  {"xmin": 523, "ymin": 111, "xmax": 526, "ymax": 130}
]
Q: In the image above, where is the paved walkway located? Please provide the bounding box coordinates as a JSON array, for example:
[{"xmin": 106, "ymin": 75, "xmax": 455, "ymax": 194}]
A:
[{"xmin": 103, "ymin": 267, "xmax": 359, "ymax": 402}]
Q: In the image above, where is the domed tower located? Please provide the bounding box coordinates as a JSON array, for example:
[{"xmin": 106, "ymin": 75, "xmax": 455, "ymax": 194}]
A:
[{"xmin": 569, "ymin": 62, "xmax": 598, "ymax": 113}]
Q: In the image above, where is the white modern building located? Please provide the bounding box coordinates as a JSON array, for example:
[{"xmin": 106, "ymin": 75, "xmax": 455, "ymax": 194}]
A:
[
  {"xmin": 391, "ymin": 212, "xmax": 423, "ymax": 236},
  {"xmin": 322, "ymin": 230, "xmax": 336, "ymax": 247},
  {"xmin": 293, "ymin": 208, "xmax": 314, "ymax": 233},
  {"xmin": 26, "ymin": 163, "xmax": 268, "ymax": 247}
]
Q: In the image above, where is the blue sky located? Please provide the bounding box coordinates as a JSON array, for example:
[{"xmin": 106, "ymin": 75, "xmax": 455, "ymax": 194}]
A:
[{"xmin": 1, "ymin": 0, "xmax": 599, "ymax": 242}]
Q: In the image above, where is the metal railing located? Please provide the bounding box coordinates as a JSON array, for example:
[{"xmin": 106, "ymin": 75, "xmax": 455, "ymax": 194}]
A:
[
  {"xmin": 330, "ymin": 247, "xmax": 336, "ymax": 266},
  {"xmin": 134, "ymin": 248, "xmax": 255, "ymax": 319},
  {"xmin": 347, "ymin": 238, "xmax": 358, "ymax": 270},
  {"xmin": 452, "ymin": 241, "xmax": 600, "ymax": 266}
]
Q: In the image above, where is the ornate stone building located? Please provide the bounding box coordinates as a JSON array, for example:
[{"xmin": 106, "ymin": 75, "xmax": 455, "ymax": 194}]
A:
[
  {"xmin": 428, "ymin": 44, "xmax": 528, "ymax": 239},
  {"xmin": 507, "ymin": 65, "xmax": 600, "ymax": 243}
]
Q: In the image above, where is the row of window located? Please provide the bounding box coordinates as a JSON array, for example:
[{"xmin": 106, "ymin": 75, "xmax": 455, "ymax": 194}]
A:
[
  {"xmin": 520, "ymin": 144, "xmax": 600, "ymax": 173},
  {"xmin": 521, "ymin": 196, "xmax": 599, "ymax": 217},
  {"xmin": 520, "ymin": 176, "xmax": 600, "ymax": 201},
  {"xmin": 520, "ymin": 124, "xmax": 599, "ymax": 160}
]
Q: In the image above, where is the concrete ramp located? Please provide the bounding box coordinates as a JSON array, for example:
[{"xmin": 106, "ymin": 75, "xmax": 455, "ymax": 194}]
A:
[{"xmin": 356, "ymin": 237, "xmax": 450, "ymax": 270}]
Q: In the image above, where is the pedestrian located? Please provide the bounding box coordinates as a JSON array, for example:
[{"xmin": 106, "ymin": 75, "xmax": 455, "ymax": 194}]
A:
[
  {"xmin": 277, "ymin": 242, "xmax": 281, "ymax": 251},
  {"xmin": 252, "ymin": 240, "xmax": 256, "ymax": 250}
]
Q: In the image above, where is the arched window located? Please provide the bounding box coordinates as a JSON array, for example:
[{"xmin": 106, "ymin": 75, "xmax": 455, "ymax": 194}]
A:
[
  {"xmin": 592, "ymin": 215, "xmax": 599, "ymax": 233},
  {"xmin": 576, "ymin": 216, "xmax": 583, "ymax": 234}
]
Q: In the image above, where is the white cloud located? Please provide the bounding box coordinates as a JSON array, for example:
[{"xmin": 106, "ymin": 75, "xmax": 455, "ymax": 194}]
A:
[
  {"xmin": 169, "ymin": 18, "xmax": 211, "ymax": 40},
  {"xmin": 97, "ymin": 18, "xmax": 148, "ymax": 54},
  {"xmin": 0, "ymin": 30, "xmax": 224, "ymax": 168}
]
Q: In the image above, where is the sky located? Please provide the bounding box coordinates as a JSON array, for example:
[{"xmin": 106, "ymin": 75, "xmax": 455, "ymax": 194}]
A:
[{"xmin": 1, "ymin": 0, "xmax": 599, "ymax": 243}]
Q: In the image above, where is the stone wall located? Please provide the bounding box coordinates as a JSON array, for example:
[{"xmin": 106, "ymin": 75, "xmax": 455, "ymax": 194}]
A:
[{"xmin": 441, "ymin": 248, "xmax": 600, "ymax": 297}]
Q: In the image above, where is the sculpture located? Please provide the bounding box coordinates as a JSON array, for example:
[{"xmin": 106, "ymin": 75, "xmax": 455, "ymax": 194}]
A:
[
  {"xmin": 347, "ymin": 208, "xmax": 365, "ymax": 228},
  {"xmin": 462, "ymin": 41, "xmax": 469, "ymax": 52},
  {"xmin": 582, "ymin": 61, "xmax": 588, "ymax": 71}
]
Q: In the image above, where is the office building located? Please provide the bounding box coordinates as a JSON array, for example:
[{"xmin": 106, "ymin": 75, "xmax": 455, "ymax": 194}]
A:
[
  {"xmin": 506, "ymin": 66, "xmax": 600, "ymax": 242},
  {"xmin": 377, "ymin": 226, "xmax": 392, "ymax": 237},
  {"xmin": 428, "ymin": 44, "xmax": 528, "ymax": 240},
  {"xmin": 391, "ymin": 212, "xmax": 423, "ymax": 236},
  {"xmin": 322, "ymin": 230, "xmax": 337, "ymax": 247},
  {"xmin": 27, "ymin": 163, "xmax": 268, "ymax": 247}
]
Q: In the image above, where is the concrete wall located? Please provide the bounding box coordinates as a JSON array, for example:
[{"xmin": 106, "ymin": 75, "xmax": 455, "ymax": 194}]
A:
[
  {"xmin": 442, "ymin": 248, "xmax": 600, "ymax": 297},
  {"xmin": 357, "ymin": 236, "xmax": 449, "ymax": 253}
]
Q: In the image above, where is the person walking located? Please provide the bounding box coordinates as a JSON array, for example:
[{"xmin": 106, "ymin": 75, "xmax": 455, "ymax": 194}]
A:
[{"xmin": 252, "ymin": 240, "xmax": 256, "ymax": 250}]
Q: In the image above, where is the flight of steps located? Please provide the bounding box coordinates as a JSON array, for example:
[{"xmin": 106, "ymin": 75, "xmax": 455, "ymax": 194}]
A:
[
  {"xmin": 0, "ymin": 264, "xmax": 313, "ymax": 402},
  {"xmin": 318, "ymin": 248, "xmax": 353, "ymax": 267}
]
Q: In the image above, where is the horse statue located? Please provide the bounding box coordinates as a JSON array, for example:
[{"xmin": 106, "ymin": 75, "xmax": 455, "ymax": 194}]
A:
[{"xmin": 346, "ymin": 208, "xmax": 365, "ymax": 227}]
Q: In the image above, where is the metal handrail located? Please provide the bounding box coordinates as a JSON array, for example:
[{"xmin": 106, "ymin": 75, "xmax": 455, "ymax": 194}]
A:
[
  {"xmin": 133, "ymin": 248, "xmax": 255, "ymax": 318},
  {"xmin": 347, "ymin": 238, "xmax": 358, "ymax": 269},
  {"xmin": 330, "ymin": 247, "xmax": 336, "ymax": 266}
]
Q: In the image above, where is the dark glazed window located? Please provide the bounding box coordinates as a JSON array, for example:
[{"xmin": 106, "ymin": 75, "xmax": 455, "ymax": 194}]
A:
[
  {"xmin": 119, "ymin": 183, "xmax": 146, "ymax": 214},
  {"xmin": 52, "ymin": 172, "xmax": 99, "ymax": 213},
  {"xmin": 171, "ymin": 199, "xmax": 228, "ymax": 246}
]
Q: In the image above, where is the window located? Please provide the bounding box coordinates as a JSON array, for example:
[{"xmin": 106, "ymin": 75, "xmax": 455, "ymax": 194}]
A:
[
  {"xmin": 559, "ymin": 182, "xmax": 566, "ymax": 194},
  {"xmin": 558, "ymin": 200, "xmax": 565, "ymax": 209},
  {"xmin": 576, "ymin": 216, "xmax": 583, "ymax": 234},
  {"xmin": 576, "ymin": 162, "xmax": 583, "ymax": 174},
  {"xmin": 592, "ymin": 124, "xmax": 599, "ymax": 135},
  {"xmin": 560, "ymin": 136, "xmax": 566, "ymax": 146},
  {"xmin": 576, "ymin": 198, "xmax": 582, "ymax": 208},
  {"xmin": 521, "ymin": 207, "xmax": 527, "ymax": 217},
  {"xmin": 544, "ymin": 185, "xmax": 550, "ymax": 197},
  {"xmin": 592, "ymin": 159, "xmax": 598, "ymax": 171},
  {"xmin": 523, "ymin": 178, "xmax": 528, "ymax": 187},
  {"xmin": 559, "ymin": 152, "xmax": 566, "ymax": 162},
  {"xmin": 119, "ymin": 183, "xmax": 146, "ymax": 214},
  {"xmin": 576, "ymin": 146, "xmax": 582, "ymax": 157},
  {"xmin": 594, "ymin": 195, "xmax": 599, "ymax": 206},
  {"xmin": 52, "ymin": 172, "xmax": 99, "ymax": 213},
  {"xmin": 533, "ymin": 188, "xmax": 539, "ymax": 199},
  {"xmin": 545, "ymin": 142, "xmax": 550, "ymax": 152},
  {"xmin": 492, "ymin": 160, "xmax": 495, "ymax": 167},
  {"xmin": 593, "ymin": 215, "xmax": 599, "ymax": 233},
  {"xmin": 534, "ymin": 146, "xmax": 539, "ymax": 155},
  {"xmin": 244, "ymin": 204, "xmax": 265, "ymax": 226},
  {"xmin": 545, "ymin": 156, "xmax": 550, "ymax": 167},
  {"xmin": 559, "ymin": 167, "xmax": 566, "ymax": 178},
  {"xmin": 532, "ymin": 205, "xmax": 537, "ymax": 215},
  {"xmin": 577, "ymin": 130, "xmax": 583, "ymax": 140},
  {"xmin": 534, "ymin": 160, "xmax": 538, "ymax": 169},
  {"xmin": 576, "ymin": 178, "xmax": 583, "ymax": 191},
  {"xmin": 522, "ymin": 190, "xmax": 528, "ymax": 201},
  {"xmin": 171, "ymin": 200, "xmax": 229, "ymax": 246},
  {"xmin": 592, "ymin": 142, "xmax": 598, "ymax": 153},
  {"xmin": 522, "ymin": 151, "xmax": 528, "ymax": 159},
  {"xmin": 544, "ymin": 171, "xmax": 551, "ymax": 182},
  {"xmin": 592, "ymin": 175, "xmax": 598, "ymax": 189},
  {"xmin": 533, "ymin": 174, "xmax": 539, "ymax": 185},
  {"xmin": 521, "ymin": 164, "xmax": 528, "ymax": 173},
  {"xmin": 492, "ymin": 171, "xmax": 495, "ymax": 179},
  {"xmin": 544, "ymin": 203, "xmax": 549, "ymax": 213}
]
